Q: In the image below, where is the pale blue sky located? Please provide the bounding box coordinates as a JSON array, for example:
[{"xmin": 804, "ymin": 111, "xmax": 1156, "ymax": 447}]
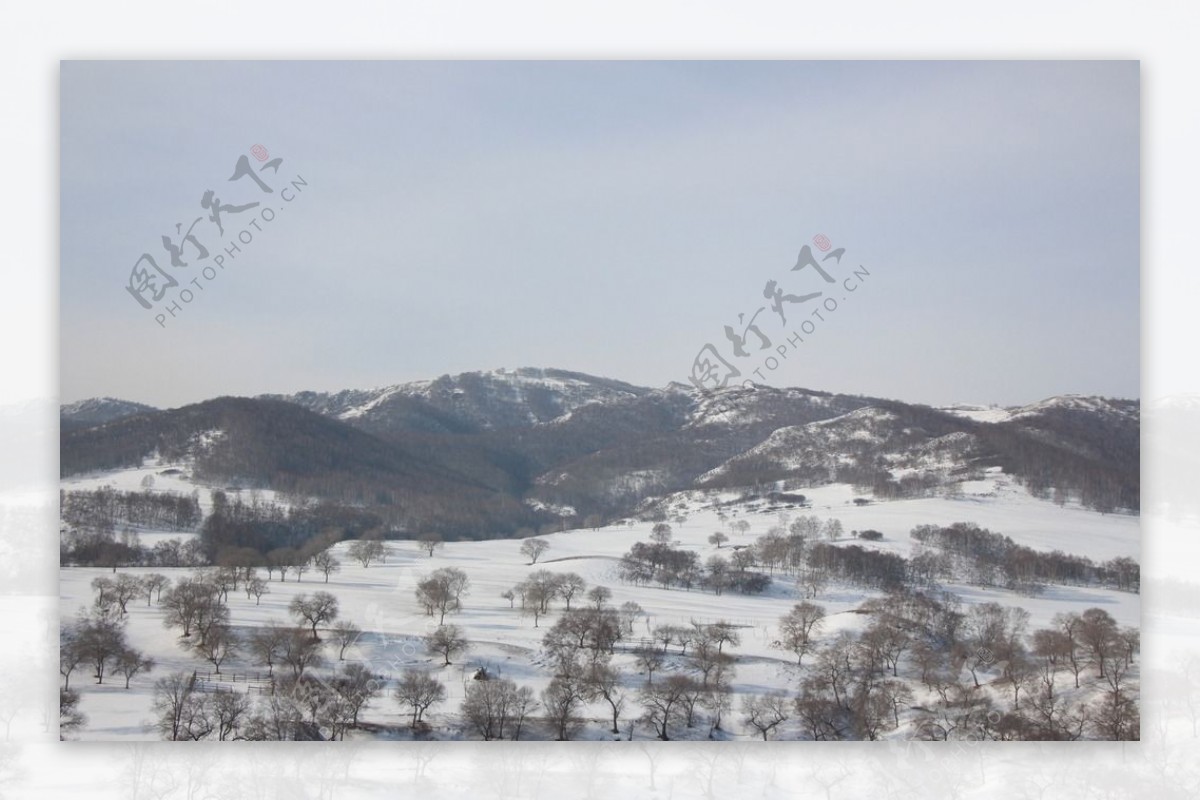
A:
[{"xmin": 61, "ymin": 61, "xmax": 1139, "ymax": 408}]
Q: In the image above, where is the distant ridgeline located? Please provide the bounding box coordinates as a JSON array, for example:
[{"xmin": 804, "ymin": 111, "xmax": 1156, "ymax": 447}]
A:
[{"xmin": 60, "ymin": 370, "xmax": 1139, "ymax": 556}]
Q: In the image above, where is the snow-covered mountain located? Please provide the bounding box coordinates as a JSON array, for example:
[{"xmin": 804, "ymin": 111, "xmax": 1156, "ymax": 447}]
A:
[{"xmin": 60, "ymin": 370, "xmax": 1140, "ymax": 536}]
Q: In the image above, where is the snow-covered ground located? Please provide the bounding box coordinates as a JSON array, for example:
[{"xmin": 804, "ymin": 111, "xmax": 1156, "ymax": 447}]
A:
[
  {"xmin": 61, "ymin": 456, "xmax": 292, "ymax": 516},
  {"xmin": 61, "ymin": 472, "xmax": 1139, "ymax": 741}
]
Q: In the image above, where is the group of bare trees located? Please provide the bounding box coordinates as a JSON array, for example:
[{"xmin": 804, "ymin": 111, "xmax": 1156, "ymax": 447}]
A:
[
  {"xmin": 62, "ymin": 486, "xmax": 202, "ymax": 535},
  {"xmin": 624, "ymin": 515, "xmax": 1140, "ymax": 609},
  {"xmin": 761, "ymin": 588, "xmax": 1142, "ymax": 742},
  {"xmin": 70, "ymin": 559, "xmax": 373, "ymax": 733},
  {"xmin": 910, "ymin": 522, "xmax": 1141, "ymax": 594},
  {"xmin": 501, "ymin": 569, "xmax": 587, "ymax": 627},
  {"xmin": 629, "ymin": 620, "xmax": 744, "ymax": 740},
  {"xmin": 461, "ymin": 676, "xmax": 538, "ymax": 740},
  {"xmin": 146, "ymin": 572, "xmax": 376, "ymax": 740},
  {"xmin": 415, "ymin": 568, "xmax": 470, "ymax": 624},
  {"xmin": 61, "ymin": 525, "xmax": 208, "ymax": 572},
  {"xmin": 617, "ymin": 537, "xmax": 770, "ymax": 596},
  {"xmin": 151, "ymin": 661, "xmax": 385, "ymax": 741},
  {"xmin": 61, "ymin": 581, "xmax": 156, "ymax": 692}
]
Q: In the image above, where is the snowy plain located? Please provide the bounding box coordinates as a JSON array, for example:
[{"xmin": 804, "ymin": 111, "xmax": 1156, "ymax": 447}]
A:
[{"xmin": 61, "ymin": 464, "xmax": 1139, "ymax": 742}]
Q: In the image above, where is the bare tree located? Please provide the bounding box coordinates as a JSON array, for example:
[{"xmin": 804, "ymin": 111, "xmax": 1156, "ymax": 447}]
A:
[
  {"xmin": 619, "ymin": 601, "xmax": 644, "ymax": 636},
  {"xmin": 708, "ymin": 532, "xmax": 728, "ymax": 549},
  {"xmin": 107, "ymin": 574, "xmax": 143, "ymax": 615},
  {"xmin": 248, "ymin": 621, "xmax": 289, "ymax": 676},
  {"xmin": 193, "ymin": 623, "xmax": 239, "ymax": 674},
  {"xmin": 242, "ymin": 692, "xmax": 302, "ymax": 741},
  {"xmin": 162, "ymin": 578, "xmax": 219, "ymax": 639},
  {"xmin": 774, "ymin": 602, "xmax": 826, "ymax": 665},
  {"xmin": 280, "ymin": 626, "xmax": 325, "ymax": 680},
  {"xmin": 116, "ymin": 647, "xmax": 155, "ymax": 688},
  {"xmin": 650, "ymin": 523, "xmax": 673, "ymax": 545},
  {"xmin": 1052, "ymin": 611, "xmax": 1086, "ymax": 689},
  {"xmin": 334, "ymin": 662, "xmax": 383, "ymax": 727},
  {"xmin": 289, "ymin": 591, "xmax": 340, "ymax": 640},
  {"xmin": 542, "ymin": 675, "xmax": 587, "ymax": 740},
  {"xmin": 290, "ymin": 559, "xmax": 310, "ymax": 582},
  {"xmin": 211, "ymin": 690, "xmax": 251, "ymax": 741},
  {"xmin": 142, "ymin": 573, "xmax": 170, "ymax": 606},
  {"xmin": 77, "ymin": 613, "xmax": 127, "ymax": 685},
  {"xmin": 557, "ymin": 573, "xmax": 587, "ymax": 610},
  {"xmin": 584, "ymin": 662, "xmax": 627, "ymax": 734},
  {"xmin": 60, "ymin": 624, "xmax": 84, "ymax": 690},
  {"xmin": 639, "ymin": 673, "xmax": 695, "ymax": 740},
  {"xmin": 689, "ymin": 625, "xmax": 735, "ymax": 689},
  {"xmin": 587, "ymin": 585, "xmax": 612, "ymax": 609},
  {"xmin": 520, "ymin": 537, "xmax": 550, "ymax": 564},
  {"xmin": 395, "ymin": 670, "xmax": 446, "ymax": 726},
  {"xmin": 701, "ymin": 680, "xmax": 734, "ymax": 737},
  {"xmin": 1079, "ymin": 607, "xmax": 1121, "ymax": 679},
  {"xmin": 824, "ymin": 519, "xmax": 844, "ymax": 541},
  {"xmin": 153, "ymin": 672, "xmax": 210, "ymax": 741},
  {"xmin": 417, "ymin": 532, "xmax": 443, "ymax": 558},
  {"xmin": 742, "ymin": 692, "xmax": 790, "ymax": 740},
  {"xmin": 634, "ymin": 644, "xmax": 664, "ymax": 685},
  {"xmin": 192, "ymin": 593, "xmax": 231, "ymax": 648},
  {"xmin": 347, "ymin": 538, "xmax": 391, "ymax": 568},
  {"xmin": 247, "ymin": 576, "xmax": 269, "ymax": 605},
  {"xmin": 331, "ymin": 620, "xmax": 362, "ymax": 660},
  {"xmin": 59, "ymin": 689, "xmax": 85, "ymax": 740},
  {"xmin": 311, "ymin": 550, "xmax": 341, "ymax": 583},
  {"xmin": 863, "ymin": 617, "xmax": 909, "ymax": 677},
  {"xmin": 267, "ymin": 547, "xmax": 299, "ymax": 581},
  {"xmin": 876, "ymin": 679, "xmax": 913, "ymax": 729},
  {"xmin": 423, "ymin": 624, "xmax": 469, "ymax": 666}
]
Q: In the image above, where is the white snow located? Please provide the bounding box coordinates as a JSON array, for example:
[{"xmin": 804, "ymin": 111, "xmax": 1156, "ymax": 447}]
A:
[{"xmin": 939, "ymin": 404, "xmax": 1014, "ymax": 423}]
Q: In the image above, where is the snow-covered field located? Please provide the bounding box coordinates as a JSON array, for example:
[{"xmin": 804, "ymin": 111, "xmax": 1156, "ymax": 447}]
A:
[{"xmin": 61, "ymin": 472, "xmax": 1139, "ymax": 741}]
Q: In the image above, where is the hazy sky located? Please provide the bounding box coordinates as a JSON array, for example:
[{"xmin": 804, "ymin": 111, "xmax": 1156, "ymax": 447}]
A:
[{"xmin": 61, "ymin": 61, "xmax": 1139, "ymax": 409}]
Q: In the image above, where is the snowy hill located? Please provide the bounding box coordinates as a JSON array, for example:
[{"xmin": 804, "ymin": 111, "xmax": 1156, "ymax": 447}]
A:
[
  {"xmin": 262, "ymin": 367, "xmax": 650, "ymax": 435},
  {"xmin": 60, "ymin": 397, "xmax": 157, "ymax": 432}
]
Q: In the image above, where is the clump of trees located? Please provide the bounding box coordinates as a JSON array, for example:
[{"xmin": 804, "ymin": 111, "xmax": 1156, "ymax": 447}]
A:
[
  {"xmin": 911, "ymin": 522, "xmax": 1140, "ymax": 593},
  {"xmin": 61, "ymin": 486, "xmax": 201, "ymax": 533},
  {"xmin": 347, "ymin": 537, "xmax": 392, "ymax": 568},
  {"xmin": 617, "ymin": 540, "xmax": 770, "ymax": 595},
  {"xmin": 395, "ymin": 670, "xmax": 446, "ymax": 728},
  {"xmin": 415, "ymin": 568, "xmax": 470, "ymax": 624},
  {"xmin": 505, "ymin": 570, "xmax": 593, "ymax": 627},
  {"xmin": 461, "ymin": 677, "xmax": 537, "ymax": 741},
  {"xmin": 151, "ymin": 662, "xmax": 385, "ymax": 741}
]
